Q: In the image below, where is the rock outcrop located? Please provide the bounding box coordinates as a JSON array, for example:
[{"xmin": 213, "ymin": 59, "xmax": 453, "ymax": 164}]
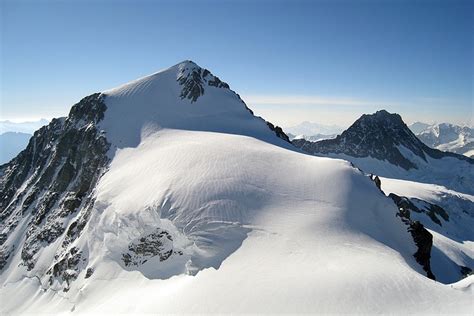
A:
[{"xmin": 0, "ymin": 93, "xmax": 110, "ymax": 281}]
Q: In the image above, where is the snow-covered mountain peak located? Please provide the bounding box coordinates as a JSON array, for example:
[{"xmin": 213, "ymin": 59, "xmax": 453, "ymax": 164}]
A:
[
  {"xmin": 99, "ymin": 61, "xmax": 290, "ymax": 150},
  {"xmin": 1, "ymin": 67, "xmax": 473, "ymax": 313},
  {"xmin": 414, "ymin": 123, "xmax": 474, "ymax": 158},
  {"xmin": 293, "ymin": 110, "xmax": 474, "ymax": 194},
  {"xmin": 103, "ymin": 60, "xmax": 228, "ymax": 100},
  {"xmin": 294, "ymin": 110, "xmax": 472, "ymax": 169}
]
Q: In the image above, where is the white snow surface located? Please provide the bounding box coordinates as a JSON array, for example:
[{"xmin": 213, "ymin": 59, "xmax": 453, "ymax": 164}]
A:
[
  {"xmin": 100, "ymin": 61, "xmax": 291, "ymax": 152},
  {"xmin": 1, "ymin": 61, "xmax": 472, "ymax": 313},
  {"xmin": 381, "ymin": 177, "xmax": 474, "ymax": 284},
  {"xmin": 322, "ymin": 147, "xmax": 474, "ymax": 195},
  {"xmin": 2, "ymin": 129, "xmax": 473, "ymax": 314},
  {"xmin": 415, "ymin": 123, "xmax": 474, "ymax": 158}
]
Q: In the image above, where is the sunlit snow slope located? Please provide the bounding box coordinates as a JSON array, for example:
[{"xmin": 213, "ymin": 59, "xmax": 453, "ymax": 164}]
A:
[
  {"xmin": 0, "ymin": 61, "xmax": 472, "ymax": 314},
  {"xmin": 2, "ymin": 130, "xmax": 472, "ymax": 314},
  {"xmin": 100, "ymin": 60, "xmax": 291, "ymax": 151}
]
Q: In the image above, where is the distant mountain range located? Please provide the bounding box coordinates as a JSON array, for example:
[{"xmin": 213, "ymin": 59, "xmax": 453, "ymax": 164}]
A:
[
  {"xmin": 0, "ymin": 118, "xmax": 49, "ymax": 134},
  {"xmin": 409, "ymin": 122, "xmax": 474, "ymax": 158},
  {"xmin": 284, "ymin": 121, "xmax": 342, "ymax": 142},
  {"xmin": 408, "ymin": 122, "xmax": 432, "ymax": 134},
  {"xmin": 284, "ymin": 121, "xmax": 343, "ymax": 137},
  {"xmin": 0, "ymin": 119, "xmax": 50, "ymax": 164},
  {"xmin": 286, "ymin": 132, "xmax": 337, "ymax": 142}
]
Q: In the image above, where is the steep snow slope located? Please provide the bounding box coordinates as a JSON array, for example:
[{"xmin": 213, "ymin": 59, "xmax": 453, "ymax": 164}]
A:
[
  {"xmin": 325, "ymin": 152, "xmax": 474, "ymax": 195},
  {"xmin": 1, "ymin": 61, "xmax": 471, "ymax": 314},
  {"xmin": 380, "ymin": 177, "xmax": 474, "ymax": 283},
  {"xmin": 101, "ymin": 60, "xmax": 291, "ymax": 151},
  {"xmin": 0, "ymin": 60, "xmax": 291, "ymax": 289},
  {"xmin": 1, "ymin": 130, "xmax": 472, "ymax": 314}
]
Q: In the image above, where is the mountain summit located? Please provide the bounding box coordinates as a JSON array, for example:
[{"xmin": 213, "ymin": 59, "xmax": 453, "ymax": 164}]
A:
[
  {"xmin": 0, "ymin": 66, "xmax": 471, "ymax": 314},
  {"xmin": 293, "ymin": 110, "xmax": 473, "ymax": 193},
  {"xmin": 295, "ymin": 110, "xmax": 471, "ymax": 170},
  {"xmin": 100, "ymin": 60, "xmax": 290, "ymax": 150},
  {"xmin": 0, "ymin": 60, "xmax": 292, "ymax": 285}
]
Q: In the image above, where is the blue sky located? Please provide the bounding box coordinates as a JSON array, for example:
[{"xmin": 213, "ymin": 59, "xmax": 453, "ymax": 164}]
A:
[{"xmin": 1, "ymin": 0, "xmax": 472, "ymax": 127}]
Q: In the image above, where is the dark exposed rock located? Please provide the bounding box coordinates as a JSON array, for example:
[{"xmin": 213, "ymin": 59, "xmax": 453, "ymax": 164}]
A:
[
  {"xmin": 408, "ymin": 221, "xmax": 436, "ymax": 280},
  {"xmin": 85, "ymin": 267, "xmax": 94, "ymax": 279},
  {"xmin": 0, "ymin": 245, "xmax": 14, "ymax": 270},
  {"xmin": 47, "ymin": 247, "xmax": 85, "ymax": 291},
  {"xmin": 389, "ymin": 193, "xmax": 449, "ymax": 226},
  {"xmin": 177, "ymin": 61, "xmax": 230, "ymax": 103},
  {"xmin": 369, "ymin": 174, "xmax": 382, "ymax": 191},
  {"xmin": 175, "ymin": 61, "xmax": 291, "ymax": 144},
  {"xmin": 460, "ymin": 266, "xmax": 472, "ymax": 278},
  {"xmin": 390, "ymin": 193, "xmax": 435, "ymax": 280},
  {"xmin": 208, "ymin": 75, "xmax": 229, "ymax": 89},
  {"xmin": 393, "ymin": 193, "xmax": 470, "ymax": 282},
  {"xmin": 266, "ymin": 122, "xmax": 291, "ymax": 143},
  {"xmin": 178, "ymin": 67, "xmax": 205, "ymax": 102},
  {"xmin": 0, "ymin": 93, "xmax": 110, "ymax": 279},
  {"xmin": 122, "ymin": 229, "xmax": 182, "ymax": 267},
  {"xmin": 0, "ymin": 233, "xmax": 6, "ymax": 245},
  {"xmin": 292, "ymin": 110, "xmax": 474, "ymax": 170}
]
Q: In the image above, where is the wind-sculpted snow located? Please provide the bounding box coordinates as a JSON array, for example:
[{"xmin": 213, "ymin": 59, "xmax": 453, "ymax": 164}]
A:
[
  {"xmin": 2, "ymin": 131, "xmax": 473, "ymax": 314},
  {"xmin": 5, "ymin": 128, "xmax": 470, "ymax": 314},
  {"xmin": 0, "ymin": 60, "xmax": 292, "ymax": 294}
]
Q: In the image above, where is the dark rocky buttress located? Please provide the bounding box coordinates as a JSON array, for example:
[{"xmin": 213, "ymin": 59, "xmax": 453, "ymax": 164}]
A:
[
  {"xmin": 0, "ymin": 93, "xmax": 110, "ymax": 290},
  {"xmin": 177, "ymin": 62, "xmax": 229, "ymax": 103},
  {"xmin": 176, "ymin": 61, "xmax": 290, "ymax": 144},
  {"xmin": 293, "ymin": 110, "xmax": 473, "ymax": 170}
]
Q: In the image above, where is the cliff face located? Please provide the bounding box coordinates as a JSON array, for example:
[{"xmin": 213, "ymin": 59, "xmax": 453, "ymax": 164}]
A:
[
  {"xmin": 0, "ymin": 93, "xmax": 110, "ymax": 289},
  {"xmin": 293, "ymin": 110, "xmax": 473, "ymax": 170}
]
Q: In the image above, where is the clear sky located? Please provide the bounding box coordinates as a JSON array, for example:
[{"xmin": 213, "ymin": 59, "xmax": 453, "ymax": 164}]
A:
[{"xmin": 1, "ymin": 0, "xmax": 472, "ymax": 128}]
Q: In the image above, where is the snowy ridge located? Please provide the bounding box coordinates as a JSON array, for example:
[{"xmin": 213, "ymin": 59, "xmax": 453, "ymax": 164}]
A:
[
  {"xmin": 0, "ymin": 62, "xmax": 472, "ymax": 313},
  {"xmin": 101, "ymin": 60, "xmax": 291, "ymax": 151}
]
